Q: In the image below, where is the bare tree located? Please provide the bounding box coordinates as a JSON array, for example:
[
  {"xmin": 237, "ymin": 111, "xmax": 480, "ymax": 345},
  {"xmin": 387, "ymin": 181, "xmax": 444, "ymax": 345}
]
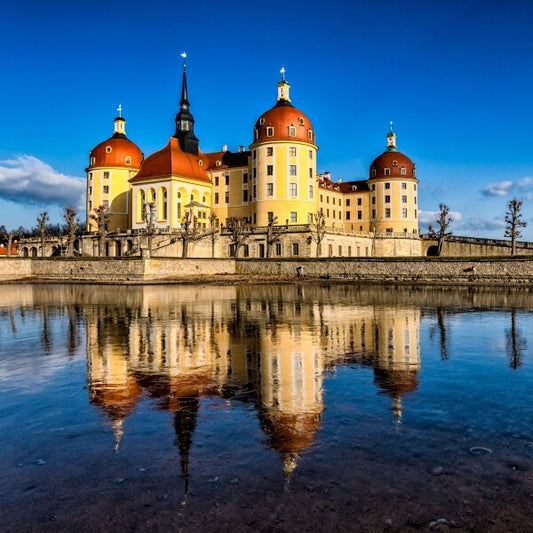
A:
[
  {"xmin": 307, "ymin": 211, "xmax": 326, "ymax": 257},
  {"xmin": 206, "ymin": 213, "xmax": 220, "ymax": 258},
  {"xmin": 63, "ymin": 206, "xmax": 80, "ymax": 256},
  {"xmin": 428, "ymin": 204, "xmax": 453, "ymax": 256},
  {"xmin": 178, "ymin": 209, "xmax": 206, "ymax": 258},
  {"xmin": 142, "ymin": 202, "xmax": 157, "ymax": 255},
  {"xmin": 504, "ymin": 198, "xmax": 527, "ymax": 256},
  {"xmin": 226, "ymin": 217, "xmax": 250, "ymax": 258},
  {"xmin": 265, "ymin": 216, "xmax": 287, "ymax": 258},
  {"xmin": 0, "ymin": 226, "xmax": 18, "ymax": 257},
  {"xmin": 36, "ymin": 212, "xmax": 49, "ymax": 257},
  {"xmin": 89, "ymin": 205, "xmax": 111, "ymax": 257}
]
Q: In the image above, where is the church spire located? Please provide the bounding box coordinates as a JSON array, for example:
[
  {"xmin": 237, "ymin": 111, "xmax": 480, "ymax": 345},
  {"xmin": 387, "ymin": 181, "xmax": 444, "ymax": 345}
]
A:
[
  {"xmin": 174, "ymin": 52, "xmax": 199, "ymax": 154},
  {"xmin": 386, "ymin": 121, "xmax": 398, "ymax": 152},
  {"xmin": 276, "ymin": 66, "xmax": 292, "ymax": 106}
]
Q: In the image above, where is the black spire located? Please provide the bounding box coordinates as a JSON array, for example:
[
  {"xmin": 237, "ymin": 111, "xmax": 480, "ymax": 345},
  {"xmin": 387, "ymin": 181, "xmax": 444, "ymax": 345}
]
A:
[{"xmin": 174, "ymin": 61, "xmax": 199, "ymax": 155}]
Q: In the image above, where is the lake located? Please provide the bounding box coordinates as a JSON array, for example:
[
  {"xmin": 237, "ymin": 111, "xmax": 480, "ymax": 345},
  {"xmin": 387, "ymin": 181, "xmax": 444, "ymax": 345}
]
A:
[{"xmin": 0, "ymin": 283, "xmax": 532, "ymax": 532}]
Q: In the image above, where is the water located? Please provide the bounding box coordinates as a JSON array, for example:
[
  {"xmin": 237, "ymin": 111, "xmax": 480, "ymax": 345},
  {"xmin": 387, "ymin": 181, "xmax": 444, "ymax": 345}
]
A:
[{"xmin": 0, "ymin": 284, "xmax": 532, "ymax": 532}]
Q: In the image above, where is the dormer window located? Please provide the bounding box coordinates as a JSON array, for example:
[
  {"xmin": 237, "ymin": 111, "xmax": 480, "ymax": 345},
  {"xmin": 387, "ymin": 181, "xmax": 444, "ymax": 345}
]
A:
[
  {"xmin": 105, "ymin": 146, "xmax": 112, "ymax": 153},
  {"xmin": 307, "ymin": 129, "xmax": 313, "ymax": 141},
  {"xmin": 413, "ymin": 169, "xmax": 416, "ymax": 177},
  {"xmin": 259, "ymin": 117, "xmax": 265, "ymax": 125},
  {"xmin": 371, "ymin": 168, "xmax": 376, "ymax": 177},
  {"xmin": 288, "ymin": 126, "xmax": 296, "ymax": 136},
  {"xmin": 254, "ymin": 128, "xmax": 258, "ymax": 140},
  {"xmin": 198, "ymin": 159, "xmax": 203, "ymax": 166},
  {"xmin": 215, "ymin": 161, "xmax": 221, "ymax": 167},
  {"xmin": 125, "ymin": 156, "xmax": 131, "ymax": 165},
  {"xmin": 384, "ymin": 168, "xmax": 390, "ymax": 176},
  {"xmin": 90, "ymin": 157, "xmax": 95, "ymax": 165},
  {"xmin": 298, "ymin": 117, "xmax": 304, "ymax": 126},
  {"xmin": 266, "ymin": 127, "xmax": 274, "ymax": 137}
]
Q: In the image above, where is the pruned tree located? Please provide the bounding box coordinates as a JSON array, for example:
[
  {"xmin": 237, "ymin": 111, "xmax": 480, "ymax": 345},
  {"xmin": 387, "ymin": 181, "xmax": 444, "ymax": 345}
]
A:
[
  {"xmin": 178, "ymin": 209, "xmax": 207, "ymax": 258},
  {"xmin": 206, "ymin": 213, "xmax": 220, "ymax": 258},
  {"xmin": 504, "ymin": 198, "xmax": 527, "ymax": 256},
  {"xmin": 63, "ymin": 206, "xmax": 80, "ymax": 256},
  {"xmin": 36, "ymin": 211, "xmax": 49, "ymax": 257},
  {"xmin": 89, "ymin": 205, "xmax": 111, "ymax": 257},
  {"xmin": 428, "ymin": 203, "xmax": 453, "ymax": 257},
  {"xmin": 0, "ymin": 226, "xmax": 18, "ymax": 257},
  {"xmin": 142, "ymin": 202, "xmax": 157, "ymax": 255},
  {"xmin": 265, "ymin": 216, "xmax": 287, "ymax": 258},
  {"xmin": 226, "ymin": 217, "xmax": 250, "ymax": 258},
  {"xmin": 307, "ymin": 211, "xmax": 326, "ymax": 257}
]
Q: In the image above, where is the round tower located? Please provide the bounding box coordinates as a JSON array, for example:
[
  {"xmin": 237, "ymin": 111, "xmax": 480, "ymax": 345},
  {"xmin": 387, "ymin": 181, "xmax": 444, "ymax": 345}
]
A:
[
  {"xmin": 249, "ymin": 69, "xmax": 318, "ymax": 226},
  {"xmin": 86, "ymin": 106, "xmax": 143, "ymax": 232},
  {"xmin": 368, "ymin": 123, "xmax": 419, "ymax": 234}
]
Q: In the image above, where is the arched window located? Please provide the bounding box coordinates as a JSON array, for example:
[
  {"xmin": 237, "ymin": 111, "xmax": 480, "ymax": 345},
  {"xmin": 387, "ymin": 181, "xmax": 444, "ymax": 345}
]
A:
[{"xmin": 266, "ymin": 127, "xmax": 274, "ymax": 137}]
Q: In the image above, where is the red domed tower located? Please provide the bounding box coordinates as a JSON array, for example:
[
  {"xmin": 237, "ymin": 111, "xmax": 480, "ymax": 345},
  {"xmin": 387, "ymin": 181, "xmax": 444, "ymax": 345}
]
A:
[
  {"xmin": 86, "ymin": 107, "xmax": 143, "ymax": 232},
  {"xmin": 368, "ymin": 123, "xmax": 419, "ymax": 234},
  {"xmin": 249, "ymin": 69, "xmax": 318, "ymax": 226}
]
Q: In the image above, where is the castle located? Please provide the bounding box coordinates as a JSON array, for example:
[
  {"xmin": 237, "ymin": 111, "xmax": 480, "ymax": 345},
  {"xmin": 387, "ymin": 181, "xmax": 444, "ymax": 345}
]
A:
[{"xmin": 84, "ymin": 62, "xmax": 421, "ymax": 258}]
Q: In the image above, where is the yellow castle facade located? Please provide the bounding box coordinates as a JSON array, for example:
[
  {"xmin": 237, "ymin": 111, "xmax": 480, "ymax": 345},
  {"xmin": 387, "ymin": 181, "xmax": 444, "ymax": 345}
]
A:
[{"xmin": 85, "ymin": 64, "xmax": 421, "ymax": 258}]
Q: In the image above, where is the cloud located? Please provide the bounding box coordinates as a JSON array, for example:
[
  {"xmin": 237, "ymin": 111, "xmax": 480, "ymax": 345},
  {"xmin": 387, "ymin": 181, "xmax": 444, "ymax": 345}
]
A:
[
  {"xmin": 482, "ymin": 176, "xmax": 533, "ymax": 197},
  {"xmin": 459, "ymin": 217, "xmax": 505, "ymax": 232},
  {"xmin": 419, "ymin": 209, "xmax": 462, "ymax": 226},
  {"xmin": 0, "ymin": 155, "xmax": 85, "ymax": 208}
]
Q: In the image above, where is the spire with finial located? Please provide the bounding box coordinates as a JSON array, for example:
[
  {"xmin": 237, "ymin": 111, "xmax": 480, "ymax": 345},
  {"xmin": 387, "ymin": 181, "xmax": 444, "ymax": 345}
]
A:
[
  {"xmin": 386, "ymin": 120, "xmax": 397, "ymax": 152},
  {"xmin": 276, "ymin": 66, "xmax": 291, "ymax": 105},
  {"xmin": 113, "ymin": 104, "xmax": 127, "ymax": 138},
  {"xmin": 174, "ymin": 51, "xmax": 199, "ymax": 154}
]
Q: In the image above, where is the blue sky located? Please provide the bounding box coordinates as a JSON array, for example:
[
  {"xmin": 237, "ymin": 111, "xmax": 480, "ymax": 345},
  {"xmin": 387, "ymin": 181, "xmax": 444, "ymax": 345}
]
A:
[{"xmin": 1, "ymin": 0, "xmax": 532, "ymax": 239}]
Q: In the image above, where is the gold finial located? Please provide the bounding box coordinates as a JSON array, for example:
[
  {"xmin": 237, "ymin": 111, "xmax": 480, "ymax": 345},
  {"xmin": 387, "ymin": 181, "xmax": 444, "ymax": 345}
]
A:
[
  {"xmin": 280, "ymin": 66, "xmax": 286, "ymax": 81},
  {"xmin": 117, "ymin": 104, "xmax": 122, "ymax": 118},
  {"xmin": 181, "ymin": 51, "xmax": 187, "ymax": 71}
]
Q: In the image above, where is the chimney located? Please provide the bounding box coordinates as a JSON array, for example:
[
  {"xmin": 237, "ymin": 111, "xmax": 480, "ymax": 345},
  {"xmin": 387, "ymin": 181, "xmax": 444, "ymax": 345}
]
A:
[{"xmin": 222, "ymin": 144, "xmax": 228, "ymax": 152}]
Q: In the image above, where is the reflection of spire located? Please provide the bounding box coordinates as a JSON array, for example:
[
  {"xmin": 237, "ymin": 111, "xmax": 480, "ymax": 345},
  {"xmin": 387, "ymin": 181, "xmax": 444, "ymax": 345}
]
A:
[
  {"xmin": 391, "ymin": 393, "xmax": 403, "ymax": 423},
  {"xmin": 112, "ymin": 418, "xmax": 124, "ymax": 453},
  {"xmin": 283, "ymin": 452, "xmax": 299, "ymax": 490},
  {"xmin": 507, "ymin": 309, "xmax": 526, "ymax": 369},
  {"xmin": 174, "ymin": 396, "xmax": 200, "ymax": 501}
]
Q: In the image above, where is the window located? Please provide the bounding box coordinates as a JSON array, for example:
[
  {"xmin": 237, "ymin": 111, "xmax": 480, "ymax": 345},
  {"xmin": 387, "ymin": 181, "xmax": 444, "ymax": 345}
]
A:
[
  {"xmin": 275, "ymin": 243, "xmax": 282, "ymax": 256},
  {"xmin": 225, "ymin": 191, "xmax": 229, "ymax": 203},
  {"xmin": 385, "ymin": 182, "xmax": 391, "ymax": 189},
  {"xmin": 103, "ymin": 186, "xmax": 109, "ymax": 194},
  {"xmin": 266, "ymin": 127, "xmax": 274, "ymax": 136},
  {"xmin": 346, "ymin": 211, "xmax": 351, "ymax": 220},
  {"xmin": 290, "ymin": 183, "xmax": 297, "ymax": 196},
  {"xmin": 215, "ymin": 193, "xmax": 219, "ymax": 204},
  {"xmin": 103, "ymin": 200, "xmax": 109, "ymax": 207},
  {"xmin": 253, "ymin": 150, "xmax": 257, "ymax": 160},
  {"xmin": 90, "ymin": 157, "xmax": 95, "ymax": 165},
  {"xmin": 371, "ymin": 184, "xmax": 376, "ymax": 191},
  {"xmin": 392, "ymin": 160, "xmax": 398, "ymax": 167},
  {"xmin": 346, "ymin": 199, "xmax": 350, "ymax": 206},
  {"xmin": 103, "ymin": 171, "xmax": 110, "ymax": 179},
  {"xmin": 357, "ymin": 210, "xmax": 362, "ymax": 220},
  {"xmin": 267, "ymin": 165, "xmax": 273, "ymax": 176},
  {"xmin": 307, "ymin": 129, "xmax": 313, "ymax": 140},
  {"xmin": 413, "ymin": 169, "xmax": 416, "ymax": 177},
  {"xmin": 253, "ymin": 168, "xmax": 257, "ymax": 179},
  {"xmin": 327, "ymin": 208, "xmax": 330, "ymax": 217},
  {"xmin": 320, "ymin": 194, "xmax": 323, "ymax": 202},
  {"xmin": 253, "ymin": 185, "xmax": 257, "ymax": 198},
  {"xmin": 385, "ymin": 208, "xmax": 391, "ymax": 218},
  {"xmin": 288, "ymin": 126, "xmax": 296, "ymax": 136},
  {"xmin": 414, "ymin": 197, "xmax": 417, "ymax": 204},
  {"xmin": 267, "ymin": 147, "xmax": 273, "ymax": 156},
  {"xmin": 414, "ymin": 184, "xmax": 417, "ymax": 191},
  {"xmin": 298, "ymin": 117, "xmax": 304, "ymax": 125},
  {"xmin": 290, "ymin": 165, "xmax": 297, "ymax": 176},
  {"xmin": 327, "ymin": 196, "xmax": 330, "ymax": 204},
  {"xmin": 308, "ymin": 150, "xmax": 313, "ymax": 159},
  {"xmin": 372, "ymin": 209, "xmax": 376, "ymax": 218},
  {"xmin": 338, "ymin": 210, "xmax": 341, "ymax": 219},
  {"xmin": 333, "ymin": 210, "xmax": 336, "ymax": 219},
  {"xmin": 225, "ymin": 175, "xmax": 229, "ymax": 185},
  {"xmin": 414, "ymin": 209, "xmax": 418, "ymax": 217},
  {"xmin": 105, "ymin": 146, "xmax": 112, "ymax": 153},
  {"xmin": 267, "ymin": 211, "xmax": 274, "ymax": 222},
  {"xmin": 357, "ymin": 198, "xmax": 362, "ymax": 206},
  {"xmin": 332, "ymin": 197, "xmax": 336, "ymax": 205},
  {"xmin": 243, "ymin": 190, "xmax": 248, "ymax": 202},
  {"xmin": 290, "ymin": 211, "xmax": 297, "ymax": 223},
  {"xmin": 384, "ymin": 168, "xmax": 390, "ymax": 176},
  {"xmin": 372, "ymin": 196, "xmax": 376, "ymax": 205},
  {"xmin": 385, "ymin": 195, "xmax": 391, "ymax": 203},
  {"xmin": 289, "ymin": 147, "xmax": 296, "ymax": 157},
  {"xmin": 309, "ymin": 168, "xmax": 313, "ymax": 179},
  {"xmin": 371, "ymin": 168, "xmax": 376, "ymax": 177},
  {"xmin": 215, "ymin": 176, "xmax": 219, "ymax": 186},
  {"xmin": 402, "ymin": 195, "xmax": 408, "ymax": 203},
  {"xmin": 89, "ymin": 186, "xmax": 92, "ymax": 195},
  {"xmin": 88, "ymin": 201, "xmax": 92, "ymax": 211},
  {"xmin": 400, "ymin": 167, "xmax": 406, "ymax": 175},
  {"xmin": 402, "ymin": 208, "xmax": 408, "ymax": 218},
  {"xmin": 338, "ymin": 246, "xmax": 342, "ymax": 256},
  {"xmin": 309, "ymin": 185, "xmax": 313, "ymax": 198},
  {"xmin": 259, "ymin": 117, "xmax": 265, "ymax": 125},
  {"xmin": 243, "ymin": 173, "xmax": 248, "ymax": 183},
  {"xmin": 292, "ymin": 242, "xmax": 299, "ymax": 255},
  {"xmin": 89, "ymin": 172, "xmax": 93, "ymax": 180},
  {"xmin": 125, "ymin": 157, "xmax": 131, "ymax": 165},
  {"xmin": 401, "ymin": 182, "xmax": 407, "ymax": 190},
  {"xmin": 267, "ymin": 183, "xmax": 273, "ymax": 196}
]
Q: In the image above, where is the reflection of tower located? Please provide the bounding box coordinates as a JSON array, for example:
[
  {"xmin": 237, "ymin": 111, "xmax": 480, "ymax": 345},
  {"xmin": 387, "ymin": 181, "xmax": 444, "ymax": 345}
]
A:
[{"xmin": 372, "ymin": 307, "xmax": 421, "ymax": 422}]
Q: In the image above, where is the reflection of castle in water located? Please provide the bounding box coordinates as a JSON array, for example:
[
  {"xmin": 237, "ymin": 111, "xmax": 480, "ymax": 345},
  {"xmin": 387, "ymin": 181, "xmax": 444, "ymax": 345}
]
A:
[{"xmin": 85, "ymin": 285, "xmax": 421, "ymax": 479}]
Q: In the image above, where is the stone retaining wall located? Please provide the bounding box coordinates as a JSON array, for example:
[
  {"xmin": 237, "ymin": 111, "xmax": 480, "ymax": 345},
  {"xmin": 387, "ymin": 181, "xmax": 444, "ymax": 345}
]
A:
[{"xmin": 1, "ymin": 257, "xmax": 532, "ymax": 285}]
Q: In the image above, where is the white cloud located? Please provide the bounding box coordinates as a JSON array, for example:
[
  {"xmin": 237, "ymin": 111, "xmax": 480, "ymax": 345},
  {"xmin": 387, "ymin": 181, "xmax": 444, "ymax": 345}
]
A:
[
  {"xmin": 419, "ymin": 209, "xmax": 462, "ymax": 226},
  {"xmin": 482, "ymin": 176, "xmax": 533, "ymax": 197},
  {"xmin": 0, "ymin": 155, "xmax": 85, "ymax": 208},
  {"xmin": 460, "ymin": 217, "xmax": 505, "ymax": 232}
]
